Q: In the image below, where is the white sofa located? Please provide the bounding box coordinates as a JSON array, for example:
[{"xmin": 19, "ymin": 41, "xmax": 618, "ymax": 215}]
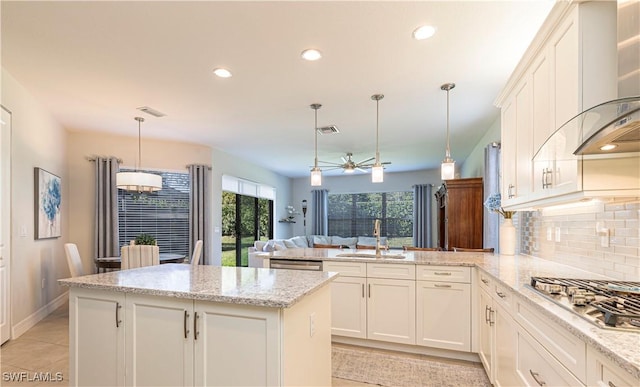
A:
[{"xmin": 247, "ymin": 235, "xmax": 389, "ymax": 268}]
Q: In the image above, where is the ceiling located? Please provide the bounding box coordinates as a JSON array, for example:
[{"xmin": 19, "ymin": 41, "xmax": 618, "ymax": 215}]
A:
[{"xmin": 1, "ymin": 1, "xmax": 554, "ymax": 178}]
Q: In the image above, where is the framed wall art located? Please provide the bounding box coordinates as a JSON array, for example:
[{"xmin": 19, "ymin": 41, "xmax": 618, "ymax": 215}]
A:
[{"xmin": 34, "ymin": 167, "xmax": 61, "ymax": 239}]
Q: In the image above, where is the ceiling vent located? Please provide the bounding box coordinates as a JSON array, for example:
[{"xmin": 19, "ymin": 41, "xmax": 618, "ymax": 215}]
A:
[
  {"xmin": 137, "ymin": 106, "xmax": 166, "ymax": 118},
  {"xmin": 317, "ymin": 125, "xmax": 339, "ymax": 134}
]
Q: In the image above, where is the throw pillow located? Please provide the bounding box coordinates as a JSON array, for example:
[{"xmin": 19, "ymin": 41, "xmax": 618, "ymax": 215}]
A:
[
  {"xmin": 291, "ymin": 236, "xmax": 309, "ymax": 248},
  {"xmin": 283, "ymin": 238, "xmax": 298, "ymax": 248},
  {"xmin": 313, "ymin": 235, "xmax": 331, "ymax": 245}
]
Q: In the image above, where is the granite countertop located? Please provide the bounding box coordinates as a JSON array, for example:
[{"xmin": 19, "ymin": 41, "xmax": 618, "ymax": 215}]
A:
[
  {"xmin": 58, "ymin": 264, "xmax": 337, "ymax": 308},
  {"xmin": 263, "ymin": 248, "xmax": 640, "ymax": 380}
]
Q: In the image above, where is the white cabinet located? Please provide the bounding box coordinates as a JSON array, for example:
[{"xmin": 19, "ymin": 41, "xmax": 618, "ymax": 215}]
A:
[
  {"xmin": 324, "ymin": 261, "xmax": 416, "ymax": 345},
  {"xmin": 478, "ymin": 286, "xmax": 494, "ymax": 383},
  {"xmin": 416, "ymin": 265, "xmax": 471, "ymax": 352},
  {"xmin": 69, "ymin": 285, "xmax": 331, "ymax": 387},
  {"xmin": 69, "ymin": 288, "xmax": 126, "ymax": 387},
  {"xmin": 586, "ymin": 346, "xmax": 639, "ymax": 387},
  {"xmin": 367, "ymin": 277, "xmax": 416, "ymax": 345},
  {"xmin": 498, "ymin": 1, "xmax": 624, "ymax": 208},
  {"xmin": 493, "ymin": 301, "xmax": 518, "ymax": 387}
]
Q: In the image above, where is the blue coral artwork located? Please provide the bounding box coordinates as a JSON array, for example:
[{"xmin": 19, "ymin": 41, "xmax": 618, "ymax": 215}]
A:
[{"xmin": 35, "ymin": 168, "xmax": 61, "ymax": 239}]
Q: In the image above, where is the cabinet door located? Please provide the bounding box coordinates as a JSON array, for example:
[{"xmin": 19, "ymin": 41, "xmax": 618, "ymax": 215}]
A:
[
  {"xmin": 494, "ymin": 302, "xmax": 518, "ymax": 387},
  {"xmin": 194, "ymin": 301, "xmax": 280, "ymax": 387},
  {"xmin": 478, "ymin": 288, "xmax": 494, "ymax": 383},
  {"xmin": 501, "ymin": 99, "xmax": 517, "ymax": 202},
  {"xmin": 330, "ymin": 276, "xmax": 367, "ymax": 338},
  {"xmin": 515, "ymin": 80, "xmax": 533, "ymax": 198},
  {"xmin": 367, "ymin": 278, "xmax": 416, "ymax": 345},
  {"xmin": 531, "ymin": 51, "xmax": 554, "ymax": 196},
  {"xmin": 416, "ymin": 281, "xmax": 470, "ymax": 352},
  {"xmin": 125, "ymin": 294, "xmax": 194, "ymax": 387},
  {"xmin": 69, "ymin": 288, "xmax": 125, "ymax": 387}
]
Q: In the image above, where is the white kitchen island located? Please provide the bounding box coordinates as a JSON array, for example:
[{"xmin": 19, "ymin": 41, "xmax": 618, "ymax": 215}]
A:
[{"xmin": 59, "ymin": 264, "xmax": 336, "ymax": 387}]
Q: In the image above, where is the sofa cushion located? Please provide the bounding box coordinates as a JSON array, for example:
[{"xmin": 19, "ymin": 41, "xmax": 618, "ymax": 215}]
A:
[
  {"xmin": 331, "ymin": 236, "xmax": 357, "ymax": 249},
  {"xmin": 290, "ymin": 236, "xmax": 309, "ymax": 248},
  {"xmin": 313, "ymin": 235, "xmax": 332, "ymax": 245},
  {"xmin": 262, "ymin": 239, "xmax": 286, "ymax": 252},
  {"xmin": 254, "ymin": 241, "xmax": 268, "ymax": 251},
  {"xmin": 357, "ymin": 236, "xmax": 388, "ymax": 247}
]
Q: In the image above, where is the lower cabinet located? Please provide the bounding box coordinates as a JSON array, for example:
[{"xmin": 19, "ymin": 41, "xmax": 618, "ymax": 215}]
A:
[
  {"xmin": 70, "ymin": 286, "xmax": 331, "ymax": 386},
  {"xmin": 367, "ymin": 277, "xmax": 416, "ymax": 345},
  {"xmin": 493, "ymin": 301, "xmax": 519, "ymax": 387},
  {"xmin": 477, "ymin": 286, "xmax": 494, "ymax": 381},
  {"xmin": 416, "ymin": 266, "xmax": 471, "ymax": 352},
  {"xmin": 586, "ymin": 346, "xmax": 639, "ymax": 387},
  {"xmin": 329, "ymin": 275, "xmax": 367, "ymax": 338}
]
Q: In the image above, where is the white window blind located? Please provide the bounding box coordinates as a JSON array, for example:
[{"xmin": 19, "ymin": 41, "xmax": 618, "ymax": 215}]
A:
[
  {"xmin": 221, "ymin": 174, "xmax": 275, "ymax": 200},
  {"xmin": 118, "ymin": 170, "xmax": 190, "ymax": 255}
]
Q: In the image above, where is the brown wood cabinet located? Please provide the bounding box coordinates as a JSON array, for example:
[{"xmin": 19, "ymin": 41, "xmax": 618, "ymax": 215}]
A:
[{"xmin": 435, "ymin": 177, "xmax": 484, "ymax": 251}]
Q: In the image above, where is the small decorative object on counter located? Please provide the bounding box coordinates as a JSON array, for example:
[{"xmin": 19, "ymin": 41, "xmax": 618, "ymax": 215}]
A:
[{"xmin": 484, "ymin": 193, "xmax": 516, "ymax": 255}]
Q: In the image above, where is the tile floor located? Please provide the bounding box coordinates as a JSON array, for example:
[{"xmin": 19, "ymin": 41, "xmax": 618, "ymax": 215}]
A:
[{"xmin": 0, "ymin": 302, "xmax": 485, "ymax": 386}]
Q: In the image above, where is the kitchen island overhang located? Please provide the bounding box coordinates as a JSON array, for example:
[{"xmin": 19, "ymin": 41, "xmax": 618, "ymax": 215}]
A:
[{"xmin": 59, "ymin": 264, "xmax": 337, "ymax": 386}]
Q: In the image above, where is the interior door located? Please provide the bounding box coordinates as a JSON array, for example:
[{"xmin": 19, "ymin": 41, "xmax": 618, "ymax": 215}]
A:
[{"xmin": 1, "ymin": 106, "xmax": 12, "ymax": 344}]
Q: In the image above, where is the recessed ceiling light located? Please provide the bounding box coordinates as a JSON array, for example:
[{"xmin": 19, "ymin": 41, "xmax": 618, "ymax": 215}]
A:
[
  {"xmin": 301, "ymin": 49, "xmax": 322, "ymax": 61},
  {"xmin": 412, "ymin": 25, "xmax": 436, "ymax": 40},
  {"xmin": 213, "ymin": 68, "xmax": 232, "ymax": 78}
]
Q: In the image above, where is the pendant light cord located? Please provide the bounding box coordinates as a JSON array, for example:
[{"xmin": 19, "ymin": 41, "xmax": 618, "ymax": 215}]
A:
[
  {"xmin": 445, "ymin": 88, "xmax": 450, "ymax": 159},
  {"xmin": 371, "ymin": 94, "xmax": 384, "ymax": 164},
  {"xmin": 135, "ymin": 116, "xmax": 145, "ymax": 171},
  {"xmin": 310, "ymin": 104, "xmax": 321, "ymax": 169}
]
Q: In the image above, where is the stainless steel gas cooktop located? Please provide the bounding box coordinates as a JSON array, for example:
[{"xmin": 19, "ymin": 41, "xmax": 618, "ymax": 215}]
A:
[{"xmin": 529, "ymin": 277, "xmax": 640, "ymax": 332}]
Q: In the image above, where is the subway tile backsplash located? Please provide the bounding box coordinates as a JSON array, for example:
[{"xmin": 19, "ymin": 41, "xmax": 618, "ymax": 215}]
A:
[{"xmin": 519, "ymin": 199, "xmax": 640, "ymax": 281}]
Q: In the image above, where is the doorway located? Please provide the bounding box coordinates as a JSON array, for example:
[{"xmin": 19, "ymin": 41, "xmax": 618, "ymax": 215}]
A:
[{"xmin": 221, "ymin": 192, "xmax": 273, "ymax": 267}]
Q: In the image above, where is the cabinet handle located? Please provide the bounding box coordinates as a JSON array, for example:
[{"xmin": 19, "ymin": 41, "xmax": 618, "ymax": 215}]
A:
[
  {"xmin": 184, "ymin": 311, "xmax": 190, "ymax": 339},
  {"xmin": 485, "ymin": 305, "xmax": 490, "ymax": 323},
  {"xmin": 434, "ymin": 272, "xmax": 452, "ymax": 276},
  {"xmin": 115, "ymin": 303, "xmax": 122, "ymax": 328},
  {"xmin": 362, "ymin": 283, "xmax": 365, "ymax": 298},
  {"xmin": 489, "ymin": 308, "xmax": 495, "ymax": 326},
  {"xmin": 508, "ymin": 184, "xmax": 515, "ymax": 199},
  {"xmin": 434, "ymin": 284, "xmax": 452, "ymax": 288},
  {"xmin": 481, "ymin": 278, "xmax": 489, "ymax": 285},
  {"xmin": 193, "ymin": 312, "xmax": 199, "ymax": 340},
  {"xmin": 608, "ymin": 381, "xmax": 617, "ymax": 387},
  {"xmin": 368, "ymin": 284, "xmax": 371, "ymax": 298},
  {"xmin": 529, "ymin": 370, "xmax": 546, "ymax": 386},
  {"xmin": 496, "ymin": 291, "xmax": 506, "ymax": 298}
]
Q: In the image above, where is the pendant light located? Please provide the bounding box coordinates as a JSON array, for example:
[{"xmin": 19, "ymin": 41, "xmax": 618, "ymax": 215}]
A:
[
  {"xmin": 310, "ymin": 104, "xmax": 322, "ymax": 186},
  {"xmin": 116, "ymin": 117, "xmax": 162, "ymax": 192},
  {"xmin": 441, "ymin": 83, "xmax": 456, "ymax": 180},
  {"xmin": 371, "ymin": 94, "xmax": 384, "ymax": 183}
]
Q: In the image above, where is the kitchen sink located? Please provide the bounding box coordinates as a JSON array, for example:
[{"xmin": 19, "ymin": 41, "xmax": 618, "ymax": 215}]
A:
[{"xmin": 335, "ymin": 253, "xmax": 406, "ymax": 259}]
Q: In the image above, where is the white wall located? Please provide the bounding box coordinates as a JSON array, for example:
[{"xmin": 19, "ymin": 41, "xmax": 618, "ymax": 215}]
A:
[
  {"xmin": 2, "ymin": 69, "xmax": 69, "ymax": 337},
  {"xmin": 290, "ymin": 169, "xmax": 442, "ymax": 242},
  {"xmin": 459, "ymin": 117, "xmax": 501, "ymax": 179}
]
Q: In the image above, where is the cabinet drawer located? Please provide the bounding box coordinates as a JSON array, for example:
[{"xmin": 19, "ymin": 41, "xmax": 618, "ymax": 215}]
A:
[
  {"xmin": 492, "ymin": 282, "xmax": 513, "ymax": 310},
  {"xmin": 416, "ymin": 265, "xmax": 470, "ymax": 283},
  {"xmin": 367, "ymin": 263, "xmax": 415, "ymax": 280},
  {"xmin": 515, "ymin": 299, "xmax": 586, "ymax": 382},
  {"xmin": 587, "ymin": 346, "xmax": 639, "ymax": 387},
  {"xmin": 323, "ymin": 261, "xmax": 366, "ymax": 277},
  {"xmin": 478, "ymin": 271, "xmax": 492, "ymax": 291},
  {"xmin": 516, "ymin": 327, "xmax": 583, "ymax": 387}
]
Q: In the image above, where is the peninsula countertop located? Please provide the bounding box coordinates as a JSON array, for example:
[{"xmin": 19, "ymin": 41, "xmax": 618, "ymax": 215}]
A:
[
  {"xmin": 59, "ymin": 263, "xmax": 337, "ymax": 308},
  {"xmin": 260, "ymin": 248, "xmax": 640, "ymax": 380}
]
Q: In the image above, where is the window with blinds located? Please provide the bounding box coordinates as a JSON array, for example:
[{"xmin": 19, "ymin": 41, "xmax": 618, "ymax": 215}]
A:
[
  {"xmin": 118, "ymin": 170, "xmax": 190, "ymax": 255},
  {"xmin": 328, "ymin": 191, "xmax": 413, "ymax": 248}
]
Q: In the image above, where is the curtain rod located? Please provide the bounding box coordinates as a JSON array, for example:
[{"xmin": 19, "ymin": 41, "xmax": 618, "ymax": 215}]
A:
[{"xmin": 86, "ymin": 156, "xmax": 122, "ymax": 163}]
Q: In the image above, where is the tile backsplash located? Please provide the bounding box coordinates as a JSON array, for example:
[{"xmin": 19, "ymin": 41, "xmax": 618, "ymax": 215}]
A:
[{"xmin": 519, "ymin": 199, "xmax": 639, "ymax": 281}]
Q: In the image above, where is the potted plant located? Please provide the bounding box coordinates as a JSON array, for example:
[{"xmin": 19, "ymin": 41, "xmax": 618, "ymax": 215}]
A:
[
  {"xmin": 484, "ymin": 193, "xmax": 515, "ymax": 255},
  {"xmin": 134, "ymin": 233, "xmax": 157, "ymax": 246}
]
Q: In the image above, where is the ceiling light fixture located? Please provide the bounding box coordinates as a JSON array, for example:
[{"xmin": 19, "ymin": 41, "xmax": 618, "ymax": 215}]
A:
[
  {"xmin": 116, "ymin": 117, "xmax": 162, "ymax": 193},
  {"xmin": 301, "ymin": 49, "xmax": 322, "ymax": 61},
  {"xmin": 412, "ymin": 25, "xmax": 436, "ymax": 40},
  {"xmin": 310, "ymin": 103, "xmax": 322, "ymax": 186},
  {"xmin": 213, "ymin": 68, "xmax": 232, "ymax": 78},
  {"xmin": 599, "ymin": 144, "xmax": 618, "ymax": 151},
  {"xmin": 371, "ymin": 94, "xmax": 385, "ymax": 183},
  {"xmin": 441, "ymin": 83, "xmax": 456, "ymax": 180}
]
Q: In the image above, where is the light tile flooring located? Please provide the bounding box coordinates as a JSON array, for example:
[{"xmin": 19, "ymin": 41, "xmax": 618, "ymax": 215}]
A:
[{"xmin": 0, "ymin": 302, "xmax": 483, "ymax": 386}]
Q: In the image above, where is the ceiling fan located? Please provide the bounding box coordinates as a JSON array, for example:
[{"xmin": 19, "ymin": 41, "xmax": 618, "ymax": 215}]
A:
[{"xmin": 318, "ymin": 152, "xmax": 391, "ymax": 174}]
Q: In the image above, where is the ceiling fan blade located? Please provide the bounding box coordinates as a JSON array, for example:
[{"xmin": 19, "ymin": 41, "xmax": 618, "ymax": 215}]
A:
[
  {"xmin": 356, "ymin": 156, "xmax": 375, "ymax": 165},
  {"xmin": 341, "ymin": 156, "xmax": 348, "ymax": 163},
  {"xmin": 317, "ymin": 160, "xmax": 343, "ymax": 166},
  {"xmin": 356, "ymin": 167, "xmax": 368, "ymax": 173}
]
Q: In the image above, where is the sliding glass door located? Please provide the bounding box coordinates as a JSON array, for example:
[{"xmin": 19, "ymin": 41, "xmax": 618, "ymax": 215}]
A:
[{"xmin": 222, "ymin": 192, "xmax": 273, "ymax": 266}]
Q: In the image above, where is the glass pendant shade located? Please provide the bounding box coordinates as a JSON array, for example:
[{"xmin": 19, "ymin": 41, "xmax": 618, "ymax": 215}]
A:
[
  {"xmin": 310, "ymin": 167, "xmax": 322, "ymax": 186},
  {"xmin": 441, "ymin": 159, "xmax": 455, "ymax": 180},
  {"xmin": 371, "ymin": 163, "xmax": 384, "ymax": 183},
  {"xmin": 116, "ymin": 116, "xmax": 162, "ymax": 193}
]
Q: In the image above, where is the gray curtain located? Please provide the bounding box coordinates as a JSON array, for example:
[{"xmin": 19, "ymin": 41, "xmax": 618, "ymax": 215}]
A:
[
  {"xmin": 413, "ymin": 184, "xmax": 433, "ymax": 248},
  {"xmin": 94, "ymin": 157, "xmax": 120, "ymax": 259},
  {"xmin": 484, "ymin": 143, "xmax": 501, "ymax": 251},
  {"xmin": 311, "ymin": 189, "xmax": 328, "ymax": 235},
  {"xmin": 188, "ymin": 165, "xmax": 210, "ymax": 265}
]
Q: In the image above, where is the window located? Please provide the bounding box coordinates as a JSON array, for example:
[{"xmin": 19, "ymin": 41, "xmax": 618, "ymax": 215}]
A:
[
  {"xmin": 118, "ymin": 170, "xmax": 190, "ymax": 255},
  {"xmin": 328, "ymin": 191, "xmax": 413, "ymax": 248}
]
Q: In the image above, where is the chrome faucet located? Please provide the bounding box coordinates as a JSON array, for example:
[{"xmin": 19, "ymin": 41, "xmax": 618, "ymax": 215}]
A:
[{"xmin": 373, "ymin": 219, "xmax": 382, "ymax": 256}]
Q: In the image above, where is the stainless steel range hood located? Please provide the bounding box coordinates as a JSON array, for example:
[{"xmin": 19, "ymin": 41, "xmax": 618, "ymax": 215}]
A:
[{"xmin": 573, "ymin": 0, "xmax": 639, "ymax": 156}]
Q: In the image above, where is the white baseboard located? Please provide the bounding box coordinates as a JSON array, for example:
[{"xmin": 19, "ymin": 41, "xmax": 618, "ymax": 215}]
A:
[
  {"xmin": 332, "ymin": 335, "xmax": 481, "ymax": 363},
  {"xmin": 11, "ymin": 291, "xmax": 69, "ymax": 339}
]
